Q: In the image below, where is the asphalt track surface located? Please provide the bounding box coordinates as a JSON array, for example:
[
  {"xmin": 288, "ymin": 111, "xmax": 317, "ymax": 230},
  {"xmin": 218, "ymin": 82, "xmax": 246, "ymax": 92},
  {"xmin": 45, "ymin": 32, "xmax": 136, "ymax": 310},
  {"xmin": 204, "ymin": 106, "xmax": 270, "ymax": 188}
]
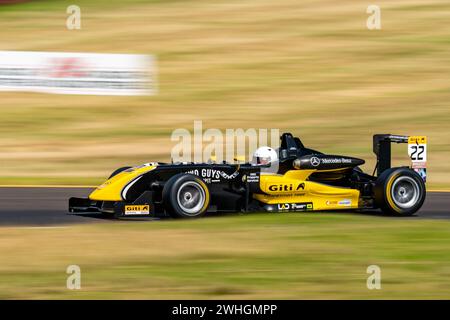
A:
[{"xmin": 0, "ymin": 187, "xmax": 449, "ymax": 226}]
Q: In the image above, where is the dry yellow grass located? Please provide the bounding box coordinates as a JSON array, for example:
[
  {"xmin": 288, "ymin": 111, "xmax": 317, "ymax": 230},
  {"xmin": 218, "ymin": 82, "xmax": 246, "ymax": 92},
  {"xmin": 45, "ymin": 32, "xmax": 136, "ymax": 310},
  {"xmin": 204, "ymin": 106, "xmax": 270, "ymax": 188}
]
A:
[
  {"xmin": 1, "ymin": 214, "xmax": 450, "ymax": 299},
  {"xmin": 0, "ymin": 0, "xmax": 449, "ymax": 187}
]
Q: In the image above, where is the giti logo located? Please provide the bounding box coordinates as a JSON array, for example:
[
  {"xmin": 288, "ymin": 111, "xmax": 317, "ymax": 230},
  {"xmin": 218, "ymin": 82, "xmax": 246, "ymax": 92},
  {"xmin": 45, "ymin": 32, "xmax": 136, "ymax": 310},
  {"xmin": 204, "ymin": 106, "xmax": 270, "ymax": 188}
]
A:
[
  {"xmin": 125, "ymin": 205, "xmax": 149, "ymax": 211},
  {"xmin": 124, "ymin": 205, "xmax": 150, "ymax": 215},
  {"xmin": 268, "ymin": 183, "xmax": 305, "ymax": 192}
]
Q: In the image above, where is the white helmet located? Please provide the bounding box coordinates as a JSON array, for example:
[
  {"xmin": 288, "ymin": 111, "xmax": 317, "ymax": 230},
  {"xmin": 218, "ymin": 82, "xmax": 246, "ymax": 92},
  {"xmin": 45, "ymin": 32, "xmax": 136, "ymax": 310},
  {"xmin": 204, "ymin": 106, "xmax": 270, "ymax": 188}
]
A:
[{"xmin": 251, "ymin": 146, "xmax": 278, "ymax": 165}]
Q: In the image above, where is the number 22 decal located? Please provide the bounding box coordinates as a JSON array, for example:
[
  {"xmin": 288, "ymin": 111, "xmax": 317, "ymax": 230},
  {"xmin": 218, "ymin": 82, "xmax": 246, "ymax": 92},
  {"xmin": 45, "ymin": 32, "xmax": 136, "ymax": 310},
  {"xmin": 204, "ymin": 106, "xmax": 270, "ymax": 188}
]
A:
[{"xmin": 410, "ymin": 145, "xmax": 425, "ymax": 161}]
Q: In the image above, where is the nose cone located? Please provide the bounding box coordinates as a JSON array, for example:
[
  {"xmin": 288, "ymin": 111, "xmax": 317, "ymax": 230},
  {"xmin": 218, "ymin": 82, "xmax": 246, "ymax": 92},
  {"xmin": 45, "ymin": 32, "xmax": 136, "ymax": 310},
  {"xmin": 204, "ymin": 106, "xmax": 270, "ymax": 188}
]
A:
[{"xmin": 89, "ymin": 165, "xmax": 156, "ymax": 201}]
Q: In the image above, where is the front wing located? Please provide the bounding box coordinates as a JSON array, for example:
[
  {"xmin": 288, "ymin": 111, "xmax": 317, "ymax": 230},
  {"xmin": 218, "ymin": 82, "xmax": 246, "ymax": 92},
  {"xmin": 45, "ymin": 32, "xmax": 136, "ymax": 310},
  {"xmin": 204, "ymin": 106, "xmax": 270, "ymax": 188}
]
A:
[{"xmin": 69, "ymin": 191, "xmax": 161, "ymax": 217}]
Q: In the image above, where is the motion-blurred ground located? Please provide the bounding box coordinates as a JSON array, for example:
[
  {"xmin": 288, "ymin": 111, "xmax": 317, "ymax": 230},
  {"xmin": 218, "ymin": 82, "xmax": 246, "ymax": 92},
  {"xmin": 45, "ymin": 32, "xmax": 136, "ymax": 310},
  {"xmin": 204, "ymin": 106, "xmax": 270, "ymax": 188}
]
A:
[
  {"xmin": 1, "ymin": 214, "xmax": 450, "ymax": 299},
  {"xmin": 0, "ymin": 0, "xmax": 449, "ymax": 187}
]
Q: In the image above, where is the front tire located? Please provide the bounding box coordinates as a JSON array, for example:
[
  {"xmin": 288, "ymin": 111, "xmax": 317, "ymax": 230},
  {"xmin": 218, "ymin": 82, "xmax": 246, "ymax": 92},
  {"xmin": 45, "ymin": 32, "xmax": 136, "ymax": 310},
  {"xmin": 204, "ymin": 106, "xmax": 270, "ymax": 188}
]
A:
[
  {"xmin": 374, "ymin": 167, "xmax": 426, "ymax": 216},
  {"xmin": 162, "ymin": 174, "xmax": 210, "ymax": 218}
]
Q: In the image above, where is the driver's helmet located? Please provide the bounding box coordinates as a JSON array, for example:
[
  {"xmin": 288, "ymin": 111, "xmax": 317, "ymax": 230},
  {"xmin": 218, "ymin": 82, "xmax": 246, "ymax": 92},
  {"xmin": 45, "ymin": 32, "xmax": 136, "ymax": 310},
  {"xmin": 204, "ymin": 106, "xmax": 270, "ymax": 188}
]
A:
[{"xmin": 251, "ymin": 146, "xmax": 278, "ymax": 165}]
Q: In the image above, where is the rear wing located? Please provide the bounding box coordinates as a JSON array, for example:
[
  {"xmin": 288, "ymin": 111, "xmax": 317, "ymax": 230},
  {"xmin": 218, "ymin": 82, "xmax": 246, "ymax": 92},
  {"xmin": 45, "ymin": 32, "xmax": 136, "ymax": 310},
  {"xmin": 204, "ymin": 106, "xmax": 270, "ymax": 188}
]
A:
[{"xmin": 373, "ymin": 134, "xmax": 427, "ymax": 181}]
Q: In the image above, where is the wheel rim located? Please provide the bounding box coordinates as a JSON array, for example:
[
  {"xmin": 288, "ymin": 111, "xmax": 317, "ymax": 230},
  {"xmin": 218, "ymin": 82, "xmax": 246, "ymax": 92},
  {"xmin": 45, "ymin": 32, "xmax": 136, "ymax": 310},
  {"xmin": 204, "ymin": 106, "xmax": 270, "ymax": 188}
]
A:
[
  {"xmin": 391, "ymin": 176, "xmax": 420, "ymax": 209},
  {"xmin": 176, "ymin": 181, "xmax": 206, "ymax": 216}
]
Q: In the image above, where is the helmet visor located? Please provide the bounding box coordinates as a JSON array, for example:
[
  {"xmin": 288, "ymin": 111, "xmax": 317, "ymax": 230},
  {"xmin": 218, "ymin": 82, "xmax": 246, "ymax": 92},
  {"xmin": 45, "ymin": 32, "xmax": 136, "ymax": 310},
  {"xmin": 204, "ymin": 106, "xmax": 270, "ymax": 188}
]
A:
[{"xmin": 253, "ymin": 156, "xmax": 271, "ymax": 165}]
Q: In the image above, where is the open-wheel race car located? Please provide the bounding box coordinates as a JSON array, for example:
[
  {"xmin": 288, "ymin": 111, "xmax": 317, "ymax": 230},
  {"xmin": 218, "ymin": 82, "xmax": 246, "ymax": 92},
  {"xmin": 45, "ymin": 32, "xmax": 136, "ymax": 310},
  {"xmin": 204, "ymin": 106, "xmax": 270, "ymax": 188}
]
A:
[{"xmin": 69, "ymin": 133, "xmax": 427, "ymax": 218}]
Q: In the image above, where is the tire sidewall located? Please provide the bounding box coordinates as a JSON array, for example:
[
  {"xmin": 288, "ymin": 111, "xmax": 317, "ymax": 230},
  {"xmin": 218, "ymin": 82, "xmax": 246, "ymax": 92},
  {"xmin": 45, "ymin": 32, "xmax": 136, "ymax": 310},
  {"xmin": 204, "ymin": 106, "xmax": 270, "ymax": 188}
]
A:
[
  {"xmin": 163, "ymin": 174, "xmax": 210, "ymax": 218},
  {"xmin": 375, "ymin": 167, "xmax": 426, "ymax": 216}
]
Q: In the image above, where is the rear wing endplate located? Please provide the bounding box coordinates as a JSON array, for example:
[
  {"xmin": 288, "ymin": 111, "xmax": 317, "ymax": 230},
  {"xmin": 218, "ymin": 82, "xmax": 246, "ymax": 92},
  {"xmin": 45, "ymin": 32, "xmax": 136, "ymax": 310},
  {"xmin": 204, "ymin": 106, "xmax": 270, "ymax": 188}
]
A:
[{"xmin": 373, "ymin": 134, "xmax": 427, "ymax": 181}]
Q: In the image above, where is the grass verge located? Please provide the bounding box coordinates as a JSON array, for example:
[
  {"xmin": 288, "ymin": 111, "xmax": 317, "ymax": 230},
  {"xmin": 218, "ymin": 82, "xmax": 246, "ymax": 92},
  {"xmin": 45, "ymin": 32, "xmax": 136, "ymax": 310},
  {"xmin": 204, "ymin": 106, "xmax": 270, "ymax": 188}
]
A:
[{"xmin": 1, "ymin": 213, "xmax": 450, "ymax": 299}]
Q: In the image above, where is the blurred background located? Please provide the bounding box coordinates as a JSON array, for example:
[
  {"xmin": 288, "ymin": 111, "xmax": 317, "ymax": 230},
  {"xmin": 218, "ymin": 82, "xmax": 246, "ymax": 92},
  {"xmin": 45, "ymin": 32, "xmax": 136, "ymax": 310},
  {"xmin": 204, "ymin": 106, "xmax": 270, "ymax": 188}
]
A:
[
  {"xmin": 1, "ymin": 0, "xmax": 450, "ymax": 300},
  {"xmin": 0, "ymin": 0, "xmax": 449, "ymax": 187}
]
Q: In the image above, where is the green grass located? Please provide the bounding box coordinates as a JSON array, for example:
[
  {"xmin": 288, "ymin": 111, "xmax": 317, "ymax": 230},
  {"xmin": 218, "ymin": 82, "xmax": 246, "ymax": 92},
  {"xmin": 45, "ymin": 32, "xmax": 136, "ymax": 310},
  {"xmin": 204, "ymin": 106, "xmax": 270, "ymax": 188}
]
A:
[{"xmin": 1, "ymin": 213, "xmax": 450, "ymax": 299}]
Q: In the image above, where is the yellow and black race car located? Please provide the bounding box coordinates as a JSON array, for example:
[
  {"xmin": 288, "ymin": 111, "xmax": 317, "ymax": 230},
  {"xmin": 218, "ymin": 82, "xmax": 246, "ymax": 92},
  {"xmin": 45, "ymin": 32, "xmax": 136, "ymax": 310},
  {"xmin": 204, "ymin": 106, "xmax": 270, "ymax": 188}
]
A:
[{"xmin": 69, "ymin": 133, "xmax": 427, "ymax": 218}]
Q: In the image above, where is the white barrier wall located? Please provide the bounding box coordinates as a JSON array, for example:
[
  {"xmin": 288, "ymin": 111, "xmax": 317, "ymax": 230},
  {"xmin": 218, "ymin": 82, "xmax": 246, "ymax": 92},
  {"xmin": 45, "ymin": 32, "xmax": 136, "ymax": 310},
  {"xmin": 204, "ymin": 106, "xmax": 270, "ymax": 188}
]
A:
[{"xmin": 0, "ymin": 51, "xmax": 156, "ymax": 96}]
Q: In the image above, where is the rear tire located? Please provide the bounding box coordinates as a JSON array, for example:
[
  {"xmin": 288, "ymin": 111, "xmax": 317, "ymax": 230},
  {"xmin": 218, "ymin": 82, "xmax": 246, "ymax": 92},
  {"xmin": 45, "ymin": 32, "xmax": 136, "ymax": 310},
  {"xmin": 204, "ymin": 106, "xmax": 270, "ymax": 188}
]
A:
[
  {"xmin": 162, "ymin": 174, "xmax": 210, "ymax": 218},
  {"xmin": 108, "ymin": 166, "xmax": 132, "ymax": 179},
  {"xmin": 374, "ymin": 167, "xmax": 426, "ymax": 216}
]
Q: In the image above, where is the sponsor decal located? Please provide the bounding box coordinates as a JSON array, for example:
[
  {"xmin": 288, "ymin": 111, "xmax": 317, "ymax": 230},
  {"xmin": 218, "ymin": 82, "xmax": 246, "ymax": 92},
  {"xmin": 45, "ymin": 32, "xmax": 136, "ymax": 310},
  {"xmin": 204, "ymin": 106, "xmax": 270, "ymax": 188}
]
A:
[
  {"xmin": 0, "ymin": 51, "xmax": 156, "ymax": 96},
  {"xmin": 326, "ymin": 199, "xmax": 352, "ymax": 207},
  {"xmin": 246, "ymin": 173, "xmax": 260, "ymax": 183},
  {"xmin": 310, "ymin": 157, "xmax": 321, "ymax": 167},
  {"xmin": 408, "ymin": 136, "xmax": 427, "ymax": 145},
  {"xmin": 278, "ymin": 203, "xmax": 290, "ymax": 210},
  {"xmin": 338, "ymin": 199, "xmax": 352, "ymax": 206},
  {"xmin": 124, "ymin": 205, "xmax": 150, "ymax": 215},
  {"xmin": 219, "ymin": 170, "xmax": 239, "ymax": 180},
  {"xmin": 268, "ymin": 183, "xmax": 305, "ymax": 192},
  {"xmin": 274, "ymin": 202, "xmax": 313, "ymax": 212},
  {"xmin": 320, "ymin": 158, "xmax": 353, "ymax": 164},
  {"xmin": 185, "ymin": 169, "xmax": 199, "ymax": 176},
  {"xmin": 185, "ymin": 168, "xmax": 239, "ymax": 182},
  {"xmin": 310, "ymin": 156, "xmax": 356, "ymax": 167}
]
